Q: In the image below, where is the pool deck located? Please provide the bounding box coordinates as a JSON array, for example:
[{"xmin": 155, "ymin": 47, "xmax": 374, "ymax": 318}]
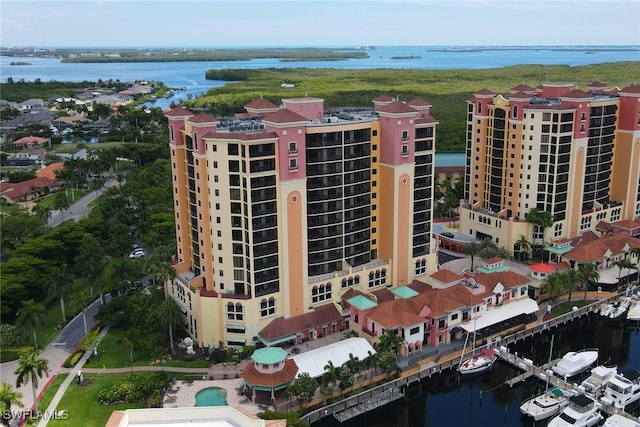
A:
[{"xmin": 163, "ymin": 377, "xmax": 263, "ymax": 414}]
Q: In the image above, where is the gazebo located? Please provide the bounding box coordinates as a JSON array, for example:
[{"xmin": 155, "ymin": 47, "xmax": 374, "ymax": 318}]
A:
[
  {"xmin": 529, "ymin": 262, "xmax": 555, "ymax": 280},
  {"xmin": 241, "ymin": 347, "xmax": 298, "ymax": 405}
]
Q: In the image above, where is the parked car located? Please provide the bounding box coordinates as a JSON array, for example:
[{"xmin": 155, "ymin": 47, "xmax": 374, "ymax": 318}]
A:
[
  {"xmin": 129, "ymin": 248, "xmax": 146, "ymax": 259},
  {"xmin": 441, "ymin": 232, "xmax": 455, "ymax": 238}
]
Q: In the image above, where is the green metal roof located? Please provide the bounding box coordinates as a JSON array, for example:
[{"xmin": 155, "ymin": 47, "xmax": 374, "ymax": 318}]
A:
[
  {"xmin": 477, "ymin": 265, "xmax": 510, "ymax": 274},
  {"xmin": 346, "ymin": 295, "xmax": 377, "ymax": 310},
  {"xmin": 251, "ymin": 346, "xmax": 287, "ymax": 364},
  {"xmin": 547, "ymin": 245, "xmax": 573, "ymax": 254},
  {"xmin": 390, "ymin": 285, "xmax": 419, "ymax": 299}
]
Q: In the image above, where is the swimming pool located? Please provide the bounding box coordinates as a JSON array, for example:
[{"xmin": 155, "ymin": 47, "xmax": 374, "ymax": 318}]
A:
[{"xmin": 195, "ymin": 387, "xmax": 228, "ymax": 406}]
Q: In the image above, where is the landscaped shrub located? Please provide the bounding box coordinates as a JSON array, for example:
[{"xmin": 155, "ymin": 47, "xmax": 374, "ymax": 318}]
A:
[
  {"xmin": 97, "ymin": 373, "xmax": 167, "ymax": 406},
  {"xmin": 0, "ymin": 324, "xmax": 29, "ymax": 346},
  {"xmin": 66, "ymin": 352, "xmax": 83, "ymax": 368}
]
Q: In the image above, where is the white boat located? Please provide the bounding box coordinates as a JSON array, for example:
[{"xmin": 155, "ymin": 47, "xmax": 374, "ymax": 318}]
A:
[
  {"xmin": 609, "ymin": 298, "xmax": 632, "ymax": 320},
  {"xmin": 552, "ymin": 349, "xmax": 599, "ymax": 378},
  {"xmin": 458, "ymin": 347, "xmax": 497, "ymax": 375},
  {"xmin": 547, "ymin": 395, "xmax": 603, "ymax": 427},
  {"xmin": 627, "ymin": 300, "xmax": 640, "ymax": 321},
  {"xmin": 580, "ymin": 365, "xmax": 618, "ymax": 397},
  {"xmin": 520, "ymin": 387, "xmax": 573, "ymax": 421},
  {"xmin": 603, "ymin": 414, "xmax": 640, "ymax": 427},
  {"xmin": 601, "ymin": 369, "xmax": 640, "ymax": 409},
  {"xmin": 457, "ymin": 319, "xmax": 497, "ymax": 376}
]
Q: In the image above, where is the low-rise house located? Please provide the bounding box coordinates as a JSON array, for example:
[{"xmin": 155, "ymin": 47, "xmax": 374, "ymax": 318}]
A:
[
  {"xmin": 0, "ymin": 177, "xmax": 60, "ymax": 203},
  {"xmin": 12, "ymin": 135, "xmax": 49, "ymax": 148},
  {"xmin": 3, "ymin": 148, "xmax": 48, "ymax": 166}
]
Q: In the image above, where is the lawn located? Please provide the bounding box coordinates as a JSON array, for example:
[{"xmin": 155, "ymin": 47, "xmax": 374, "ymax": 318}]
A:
[
  {"xmin": 41, "ymin": 373, "xmax": 148, "ymax": 427},
  {"xmin": 551, "ymin": 300, "xmax": 588, "ymax": 316},
  {"xmin": 36, "ymin": 188, "xmax": 90, "ymax": 209},
  {"xmin": 95, "ymin": 328, "xmax": 211, "ymax": 369}
]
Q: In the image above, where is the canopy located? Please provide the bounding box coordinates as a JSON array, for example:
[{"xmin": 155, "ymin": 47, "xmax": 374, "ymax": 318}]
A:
[
  {"xmin": 291, "ymin": 337, "xmax": 376, "ymax": 378},
  {"xmin": 460, "ymin": 298, "xmax": 539, "ymax": 332}
]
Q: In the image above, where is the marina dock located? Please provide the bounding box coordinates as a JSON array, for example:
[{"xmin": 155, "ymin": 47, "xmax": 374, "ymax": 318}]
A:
[{"xmin": 496, "ymin": 346, "xmax": 640, "ymax": 424}]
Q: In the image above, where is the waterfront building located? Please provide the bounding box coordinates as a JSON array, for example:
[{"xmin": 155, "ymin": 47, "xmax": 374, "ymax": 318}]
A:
[
  {"xmin": 345, "ymin": 258, "xmax": 537, "ymax": 354},
  {"xmin": 459, "ymin": 82, "xmax": 640, "ymax": 255},
  {"xmin": 164, "ymin": 95, "xmax": 438, "ymax": 348}
]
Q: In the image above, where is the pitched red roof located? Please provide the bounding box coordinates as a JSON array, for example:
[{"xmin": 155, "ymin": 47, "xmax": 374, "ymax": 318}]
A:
[
  {"xmin": 164, "ymin": 106, "xmax": 193, "ymax": 117},
  {"xmin": 36, "ymin": 162, "xmax": 64, "ymax": 180},
  {"xmin": 474, "ymin": 88, "xmax": 495, "ymax": 96},
  {"xmin": 561, "ymin": 89, "xmax": 591, "ymax": 99},
  {"xmin": 621, "ymin": 84, "xmax": 640, "ymax": 94},
  {"xmin": 565, "ymin": 234, "xmax": 640, "ymax": 263},
  {"xmin": 241, "ymin": 359, "xmax": 298, "ymax": 388},
  {"xmin": 259, "ymin": 304, "xmax": 341, "ymax": 340},
  {"xmin": 12, "ymin": 136, "xmax": 48, "ymax": 146},
  {"xmin": 376, "ymin": 101, "xmax": 417, "ymax": 114},
  {"xmin": 189, "ymin": 112, "xmax": 219, "ymax": 124},
  {"xmin": 245, "ymin": 98, "xmax": 278, "ymax": 110},
  {"xmin": 529, "ymin": 263, "xmax": 555, "ymax": 273},
  {"xmin": 612, "ymin": 219, "xmax": 640, "ymax": 230},
  {"xmin": 372, "ymin": 94, "xmax": 394, "ymax": 102},
  {"xmin": 510, "ymin": 84, "xmax": 535, "ymax": 92},
  {"xmin": 262, "ymin": 108, "xmax": 308, "ymax": 124},
  {"xmin": 430, "ymin": 269, "xmax": 463, "ymax": 284},
  {"xmin": 407, "ymin": 97, "xmax": 432, "ymax": 107},
  {"xmin": 0, "ymin": 177, "xmax": 59, "ymax": 200}
]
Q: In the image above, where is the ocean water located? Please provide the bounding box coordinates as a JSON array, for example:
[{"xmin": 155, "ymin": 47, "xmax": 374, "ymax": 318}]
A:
[{"xmin": 1, "ymin": 46, "xmax": 638, "ymax": 109}]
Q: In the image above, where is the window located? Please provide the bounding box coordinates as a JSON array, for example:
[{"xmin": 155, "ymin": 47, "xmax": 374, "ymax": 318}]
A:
[
  {"xmin": 312, "ymin": 283, "xmax": 332, "ymax": 303},
  {"xmin": 415, "ymin": 258, "xmax": 427, "ymax": 274},
  {"xmin": 260, "ymin": 297, "xmax": 276, "ymax": 317},
  {"xmin": 368, "ymin": 269, "xmax": 387, "ymax": 287},
  {"xmin": 289, "ymin": 142, "xmax": 297, "ymax": 153},
  {"xmin": 410, "ymin": 326, "xmax": 420, "ymax": 335},
  {"xmin": 401, "ymin": 145, "xmax": 409, "ymax": 156},
  {"xmin": 401, "ymin": 130, "xmax": 409, "ymax": 141},
  {"xmin": 289, "ymin": 158, "xmax": 298, "ymax": 171},
  {"xmin": 226, "ymin": 302, "xmax": 244, "ymax": 321}
]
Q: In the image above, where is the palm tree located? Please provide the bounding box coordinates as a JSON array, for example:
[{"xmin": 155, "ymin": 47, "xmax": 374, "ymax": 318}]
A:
[
  {"xmin": 323, "ymin": 360, "xmax": 339, "ymax": 391},
  {"xmin": 151, "ymin": 347, "xmax": 172, "ymax": 372},
  {"xmin": 72, "ymin": 290, "xmax": 91, "ymax": 335},
  {"xmin": 48, "ymin": 265, "xmax": 74, "ymax": 323},
  {"xmin": 31, "ymin": 204, "xmax": 51, "ymax": 221},
  {"xmin": 516, "ymin": 235, "xmax": 531, "ymax": 263},
  {"xmin": 377, "ymin": 328, "xmax": 404, "ymax": 354},
  {"xmin": 563, "ymin": 269, "xmax": 581, "ymax": 303},
  {"xmin": 541, "ymin": 272, "xmax": 566, "ymax": 306},
  {"xmin": 75, "ymin": 233, "xmax": 105, "ymax": 301},
  {"xmin": 615, "ymin": 259, "xmax": 635, "ymax": 288},
  {"xmin": 14, "ymin": 351, "xmax": 48, "ymax": 417},
  {"xmin": 117, "ymin": 330, "xmax": 136, "ymax": 372},
  {"xmin": 52, "ymin": 191, "xmax": 70, "ymax": 222},
  {"xmin": 0, "ymin": 382, "xmax": 23, "ymax": 425},
  {"xmin": 578, "ymin": 263, "xmax": 600, "ymax": 301},
  {"xmin": 526, "ymin": 208, "xmax": 553, "ymax": 261},
  {"xmin": 16, "ymin": 300, "xmax": 46, "ymax": 350},
  {"xmin": 366, "ymin": 350, "xmax": 379, "ymax": 382},
  {"xmin": 463, "ymin": 241, "xmax": 482, "ymax": 273},
  {"xmin": 158, "ymin": 299, "xmax": 182, "ymax": 354}
]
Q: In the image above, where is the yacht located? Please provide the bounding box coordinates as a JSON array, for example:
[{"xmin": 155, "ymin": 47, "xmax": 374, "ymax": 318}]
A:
[
  {"xmin": 627, "ymin": 300, "xmax": 640, "ymax": 321},
  {"xmin": 580, "ymin": 365, "xmax": 618, "ymax": 397},
  {"xmin": 547, "ymin": 395, "xmax": 603, "ymax": 427},
  {"xmin": 601, "ymin": 369, "xmax": 640, "ymax": 409},
  {"xmin": 458, "ymin": 348, "xmax": 497, "ymax": 375},
  {"xmin": 601, "ymin": 297, "xmax": 631, "ymax": 320},
  {"xmin": 520, "ymin": 386, "xmax": 573, "ymax": 421},
  {"xmin": 602, "ymin": 414, "xmax": 640, "ymax": 427},
  {"xmin": 552, "ymin": 349, "xmax": 599, "ymax": 378}
]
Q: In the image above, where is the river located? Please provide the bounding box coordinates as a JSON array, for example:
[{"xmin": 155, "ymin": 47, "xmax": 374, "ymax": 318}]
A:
[
  {"xmin": 317, "ymin": 315, "xmax": 640, "ymax": 427},
  {"xmin": 1, "ymin": 46, "xmax": 638, "ymax": 109}
]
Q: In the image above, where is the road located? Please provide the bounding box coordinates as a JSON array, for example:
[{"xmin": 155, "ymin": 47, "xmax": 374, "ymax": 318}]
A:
[
  {"xmin": 0, "ymin": 296, "xmax": 106, "ymax": 423},
  {"xmin": 47, "ymin": 178, "xmax": 118, "ymax": 227}
]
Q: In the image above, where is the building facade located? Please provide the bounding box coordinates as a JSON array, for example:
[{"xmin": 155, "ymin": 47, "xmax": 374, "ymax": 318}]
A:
[
  {"xmin": 164, "ymin": 95, "xmax": 438, "ymax": 348},
  {"xmin": 459, "ymin": 82, "xmax": 640, "ymax": 253}
]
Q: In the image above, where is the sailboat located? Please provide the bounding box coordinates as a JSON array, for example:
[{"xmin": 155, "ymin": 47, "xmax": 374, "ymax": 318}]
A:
[
  {"xmin": 457, "ymin": 319, "xmax": 497, "ymax": 376},
  {"xmin": 521, "ymin": 336, "xmax": 574, "ymax": 421}
]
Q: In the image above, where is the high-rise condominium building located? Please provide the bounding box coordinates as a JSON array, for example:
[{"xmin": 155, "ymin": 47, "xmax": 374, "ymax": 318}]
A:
[
  {"xmin": 459, "ymin": 82, "xmax": 640, "ymax": 254},
  {"xmin": 165, "ymin": 95, "xmax": 438, "ymax": 348}
]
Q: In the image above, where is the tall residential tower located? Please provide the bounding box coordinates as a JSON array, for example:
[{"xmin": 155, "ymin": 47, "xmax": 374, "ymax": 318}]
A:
[
  {"xmin": 459, "ymin": 82, "xmax": 640, "ymax": 253},
  {"xmin": 165, "ymin": 95, "xmax": 438, "ymax": 348}
]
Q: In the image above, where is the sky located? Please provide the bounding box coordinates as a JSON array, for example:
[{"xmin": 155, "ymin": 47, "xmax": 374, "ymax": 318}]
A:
[{"xmin": 1, "ymin": 0, "xmax": 639, "ymax": 48}]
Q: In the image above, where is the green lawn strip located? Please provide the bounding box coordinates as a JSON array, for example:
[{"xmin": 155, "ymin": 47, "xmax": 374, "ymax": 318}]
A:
[
  {"xmin": 551, "ymin": 301, "xmax": 588, "ymax": 316},
  {"xmin": 95, "ymin": 328, "xmax": 210, "ymax": 369},
  {"xmin": 42, "ymin": 373, "xmax": 147, "ymax": 427}
]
